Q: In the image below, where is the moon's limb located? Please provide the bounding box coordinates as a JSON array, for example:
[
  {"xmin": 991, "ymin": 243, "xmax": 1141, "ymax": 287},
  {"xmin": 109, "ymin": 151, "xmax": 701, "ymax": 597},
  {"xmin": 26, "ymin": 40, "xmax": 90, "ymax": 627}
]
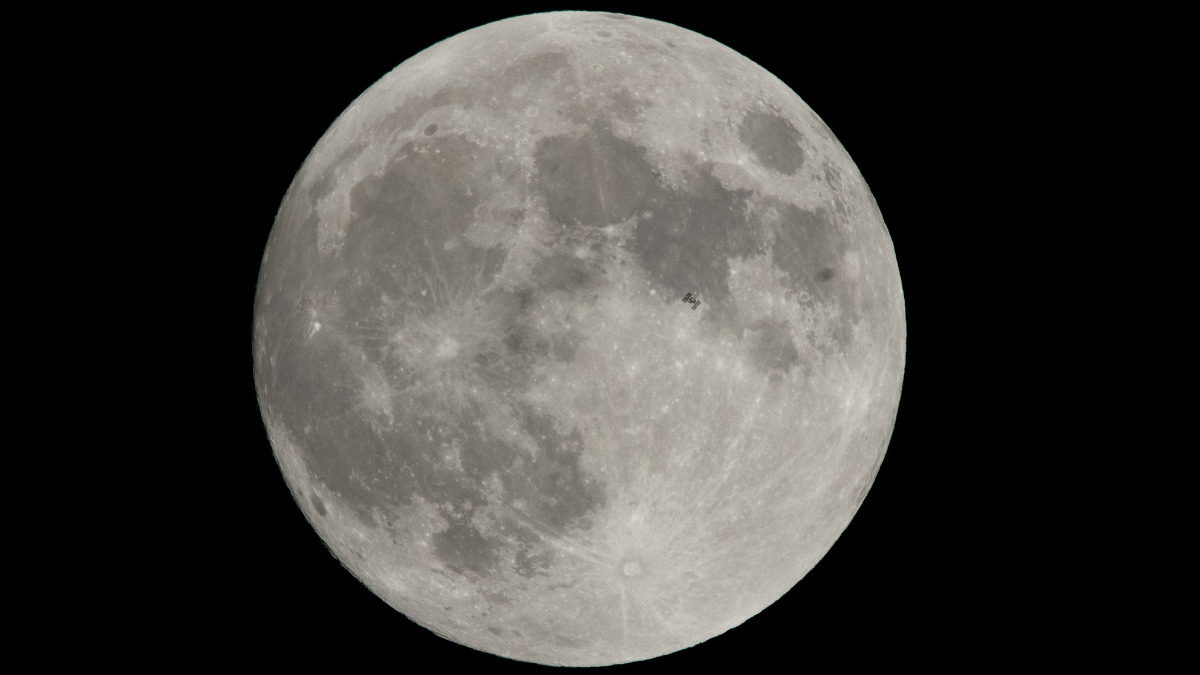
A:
[{"xmin": 254, "ymin": 11, "xmax": 904, "ymax": 667}]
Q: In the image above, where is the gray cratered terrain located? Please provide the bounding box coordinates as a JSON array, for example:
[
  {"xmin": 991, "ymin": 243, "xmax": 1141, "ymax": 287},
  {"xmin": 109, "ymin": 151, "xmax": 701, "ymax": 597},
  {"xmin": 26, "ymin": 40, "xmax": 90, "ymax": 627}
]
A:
[{"xmin": 253, "ymin": 11, "xmax": 905, "ymax": 667}]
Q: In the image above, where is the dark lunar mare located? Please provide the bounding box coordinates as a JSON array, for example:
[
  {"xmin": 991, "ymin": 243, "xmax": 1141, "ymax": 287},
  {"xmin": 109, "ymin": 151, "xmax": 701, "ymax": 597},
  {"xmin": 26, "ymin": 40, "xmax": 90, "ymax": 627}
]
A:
[
  {"xmin": 261, "ymin": 125, "xmax": 618, "ymax": 579},
  {"xmin": 529, "ymin": 117, "xmax": 854, "ymax": 364},
  {"xmin": 739, "ymin": 110, "xmax": 807, "ymax": 175}
]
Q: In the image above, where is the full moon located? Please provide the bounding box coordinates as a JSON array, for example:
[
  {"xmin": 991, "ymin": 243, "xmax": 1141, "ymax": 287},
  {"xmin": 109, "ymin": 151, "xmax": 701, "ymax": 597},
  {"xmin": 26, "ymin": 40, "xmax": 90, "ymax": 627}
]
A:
[{"xmin": 253, "ymin": 12, "xmax": 904, "ymax": 667}]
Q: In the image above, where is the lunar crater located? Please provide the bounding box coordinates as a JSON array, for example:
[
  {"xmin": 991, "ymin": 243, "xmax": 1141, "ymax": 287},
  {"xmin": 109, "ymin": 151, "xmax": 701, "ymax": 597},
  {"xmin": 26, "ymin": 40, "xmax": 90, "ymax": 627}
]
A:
[{"xmin": 738, "ymin": 110, "xmax": 808, "ymax": 175}]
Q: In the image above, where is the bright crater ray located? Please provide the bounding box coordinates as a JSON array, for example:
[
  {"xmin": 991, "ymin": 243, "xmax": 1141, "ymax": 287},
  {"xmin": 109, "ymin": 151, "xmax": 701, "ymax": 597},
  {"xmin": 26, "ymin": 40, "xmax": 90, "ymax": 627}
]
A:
[{"xmin": 254, "ymin": 11, "xmax": 905, "ymax": 667}]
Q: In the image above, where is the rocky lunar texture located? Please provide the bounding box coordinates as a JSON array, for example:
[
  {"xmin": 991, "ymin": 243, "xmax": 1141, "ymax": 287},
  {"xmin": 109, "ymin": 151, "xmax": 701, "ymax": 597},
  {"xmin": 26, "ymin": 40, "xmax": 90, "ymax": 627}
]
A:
[{"xmin": 254, "ymin": 11, "xmax": 904, "ymax": 666}]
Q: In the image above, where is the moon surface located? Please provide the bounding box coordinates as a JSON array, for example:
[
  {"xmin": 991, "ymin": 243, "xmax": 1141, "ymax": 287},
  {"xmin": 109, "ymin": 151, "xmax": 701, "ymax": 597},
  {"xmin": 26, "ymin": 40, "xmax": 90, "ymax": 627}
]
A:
[{"xmin": 253, "ymin": 11, "xmax": 904, "ymax": 667}]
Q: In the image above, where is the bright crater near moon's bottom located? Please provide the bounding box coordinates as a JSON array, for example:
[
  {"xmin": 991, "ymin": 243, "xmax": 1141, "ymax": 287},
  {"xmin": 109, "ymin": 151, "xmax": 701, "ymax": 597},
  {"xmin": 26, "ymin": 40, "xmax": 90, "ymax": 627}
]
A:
[{"xmin": 253, "ymin": 11, "xmax": 905, "ymax": 667}]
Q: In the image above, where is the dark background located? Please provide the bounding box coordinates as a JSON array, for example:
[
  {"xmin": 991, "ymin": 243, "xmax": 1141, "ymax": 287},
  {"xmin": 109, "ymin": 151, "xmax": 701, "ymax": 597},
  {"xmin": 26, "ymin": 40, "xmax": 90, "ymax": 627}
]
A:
[{"xmin": 152, "ymin": 3, "xmax": 1070, "ymax": 669}]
